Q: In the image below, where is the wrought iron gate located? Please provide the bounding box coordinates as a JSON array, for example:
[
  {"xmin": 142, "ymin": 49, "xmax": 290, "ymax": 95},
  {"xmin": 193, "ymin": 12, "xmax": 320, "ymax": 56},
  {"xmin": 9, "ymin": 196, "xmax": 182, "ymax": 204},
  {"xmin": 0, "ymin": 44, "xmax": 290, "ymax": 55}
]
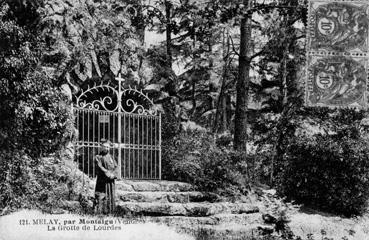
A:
[{"xmin": 73, "ymin": 75, "xmax": 161, "ymax": 180}]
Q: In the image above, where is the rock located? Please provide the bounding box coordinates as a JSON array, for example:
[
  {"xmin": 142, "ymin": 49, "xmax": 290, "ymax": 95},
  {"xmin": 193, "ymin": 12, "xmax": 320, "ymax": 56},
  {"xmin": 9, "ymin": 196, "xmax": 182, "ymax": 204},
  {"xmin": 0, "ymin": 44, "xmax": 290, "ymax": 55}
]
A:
[
  {"xmin": 183, "ymin": 203, "xmax": 227, "ymax": 217},
  {"xmin": 147, "ymin": 213, "xmax": 263, "ymax": 228},
  {"xmin": 181, "ymin": 121, "xmax": 207, "ymax": 132},
  {"xmin": 157, "ymin": 181, "xmax": 195, "ymax": 192},
  {"xmin": 116, "ymin": 191, "xmax": 208, "ymax": 203},
  {"xmin": 211, "ymin": 213, "xmax": 262, "ymax": 225},
  {"xmin": 116, "ymin": 181, "xmax": 134, "ymax": 191},
  {"xmin": 119, "ymin": 180, "xmax": 194, "ymax": 192},
  {"xmin": 115, "ymin": 201, "xmax": 259, "ymax": 217},
  {"xmin": 119, "ymin": 192, "xmax": 167, "ymax": 203},
  {"xmin": 109, "ymin": 49, "xmax": 121, "ymax": 76},
  {"xmin": 167, "ymin": 193, "xmax": 190, "ymax": 203},
  {"xmin": 231, "ymin": 204, "xmax": 260, "ymax": 214},
  {"xmin": 128, "ymin": 181, "xmax": 162, "ymax": 191},
  {"xmin": 60, "ymin": 84, "xmax": 72, "ymax": 101},
  {"xmin": 116, "ymin": 202, "xmax": 187, "ymax": 216},
  {"xmin": 147, "ymin": 216, "xmax": 219, "ymax": 227},
  {"xmin": 189, "ymin": 192, "xmax": 221, "ymax": 203},
  {"xmin": 60, "ymin": 200, "xmax": 81, "ymax": 211},
  {"xmin": 90, "ymin": 50, "xmax": 101, "ymax": 77}
]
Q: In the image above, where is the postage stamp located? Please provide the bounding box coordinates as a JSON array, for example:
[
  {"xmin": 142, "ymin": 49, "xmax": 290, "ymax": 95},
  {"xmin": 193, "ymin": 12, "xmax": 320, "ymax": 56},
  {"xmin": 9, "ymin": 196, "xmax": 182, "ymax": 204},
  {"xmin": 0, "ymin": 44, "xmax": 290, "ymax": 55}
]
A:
[
  {"xmin": 305, "ymin": 55, "xmax": 368, "ymax": 108},
  {"xmin": 308, "ymin": 0, "xmax": 369, "ymax": 53}
]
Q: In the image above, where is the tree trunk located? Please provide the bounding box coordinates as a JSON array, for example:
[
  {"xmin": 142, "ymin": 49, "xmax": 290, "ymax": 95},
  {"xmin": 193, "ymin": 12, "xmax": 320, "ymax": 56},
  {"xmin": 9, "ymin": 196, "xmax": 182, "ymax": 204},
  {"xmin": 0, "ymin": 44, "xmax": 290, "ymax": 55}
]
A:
[
  {"xmin": 213, "ymin": 28, "xmax": 230, "ymax": 133},
  {"xmin": 221, "ymin": 95, "xmax": 227, "ymax": 132},
  {"xmin": 192, "ymin": 33, "xmax": 197, "ymax": 116},
  {"xmin": 165, "ymin": 0, "xmax": 172, "ymax": 68},
  {"xmin": 234, "ymin": 0, "xmax": 252, "ymax": 151}
]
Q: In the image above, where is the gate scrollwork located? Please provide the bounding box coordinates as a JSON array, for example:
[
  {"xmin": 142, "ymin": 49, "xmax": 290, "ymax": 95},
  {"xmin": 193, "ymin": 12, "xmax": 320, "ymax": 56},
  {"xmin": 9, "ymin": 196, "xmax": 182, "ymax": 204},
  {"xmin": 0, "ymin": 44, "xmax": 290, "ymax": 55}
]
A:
[{"xmin": 74, "ymin": 75, "xmax": 157, "ymax": 115}]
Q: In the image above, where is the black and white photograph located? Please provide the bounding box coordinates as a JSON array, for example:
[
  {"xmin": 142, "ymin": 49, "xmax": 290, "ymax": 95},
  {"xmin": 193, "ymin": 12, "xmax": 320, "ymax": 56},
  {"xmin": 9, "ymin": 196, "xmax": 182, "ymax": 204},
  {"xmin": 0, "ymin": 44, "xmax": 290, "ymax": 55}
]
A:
[{"xmin": 1, "ymin": 0, "xmax": 369, "ymax": 239}]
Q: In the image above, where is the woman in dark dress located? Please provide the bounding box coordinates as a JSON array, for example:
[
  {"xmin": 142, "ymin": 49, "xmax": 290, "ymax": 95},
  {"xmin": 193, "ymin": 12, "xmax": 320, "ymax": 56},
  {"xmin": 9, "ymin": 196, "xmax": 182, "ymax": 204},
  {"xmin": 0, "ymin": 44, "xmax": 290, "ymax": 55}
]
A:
[{"xmin": 94, "ymin": 139, "xmax": 118, "ymax": 214}]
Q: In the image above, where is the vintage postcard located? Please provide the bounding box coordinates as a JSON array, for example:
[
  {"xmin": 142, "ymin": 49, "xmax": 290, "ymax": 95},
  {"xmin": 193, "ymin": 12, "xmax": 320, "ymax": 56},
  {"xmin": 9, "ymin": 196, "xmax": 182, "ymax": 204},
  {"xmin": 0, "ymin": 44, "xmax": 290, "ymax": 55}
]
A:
[{"xmin": 2, "ymin": 1, "xmax": 369, "ymax": 240}]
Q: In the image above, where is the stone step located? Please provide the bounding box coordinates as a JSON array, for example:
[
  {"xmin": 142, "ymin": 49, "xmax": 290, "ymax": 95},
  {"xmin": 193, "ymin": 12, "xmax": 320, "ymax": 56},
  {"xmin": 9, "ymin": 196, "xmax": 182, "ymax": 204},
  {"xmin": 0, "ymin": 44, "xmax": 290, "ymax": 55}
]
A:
[
  {"xmin": 115, "ymin": 202, "xmax": 259, "ymax": 217},
  {"xmin": 117, "ymin": 191, "xmax": 220, "ymax": 203},
  {"xmin": 115, "ymin": 180, "xmax": 195, "ymax": 192},
  {"xmin": 145, "ymin": 213, "xmax": 262, "ymax": 227}
]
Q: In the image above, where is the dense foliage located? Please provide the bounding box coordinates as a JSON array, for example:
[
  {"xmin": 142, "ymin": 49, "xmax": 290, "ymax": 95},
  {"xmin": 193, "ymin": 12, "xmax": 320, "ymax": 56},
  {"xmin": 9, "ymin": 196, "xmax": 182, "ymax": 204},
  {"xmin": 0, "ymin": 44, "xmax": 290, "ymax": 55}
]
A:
[
  {"xmin": 162, "ymin": 131, "xmax": 252, "ymax": 196},
  {"xmin": 275, "ymin": 109, "xmax": 369, "ymax": 217},
  {"xmin": 0, "ymin": 1, "xmax": 73, "ymax": 211}
]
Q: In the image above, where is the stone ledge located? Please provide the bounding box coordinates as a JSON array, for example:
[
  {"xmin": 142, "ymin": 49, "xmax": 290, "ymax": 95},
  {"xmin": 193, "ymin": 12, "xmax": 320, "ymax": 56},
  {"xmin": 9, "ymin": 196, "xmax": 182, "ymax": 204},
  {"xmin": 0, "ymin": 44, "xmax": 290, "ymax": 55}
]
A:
[
  {"xmin": 91, "ymin": 180, "xmax": 195, "ymax": 193},
  {"xmin": 115, "ymin": 202, "xmax": 259, "ymax": 217},
  {"xmin": 117, "ymin": 191, "xmax": 206, "ymax": 203},
  {"xmin": 145, "ymin": 213, "xmax": 262, "ymax": 227},
  {"xmin": 121, "ymin": 180, "xmax": 195, "ymax": 192},
  {"xmin": 116, "ymin": 202, "xmax": 187, "ymax": 216}
]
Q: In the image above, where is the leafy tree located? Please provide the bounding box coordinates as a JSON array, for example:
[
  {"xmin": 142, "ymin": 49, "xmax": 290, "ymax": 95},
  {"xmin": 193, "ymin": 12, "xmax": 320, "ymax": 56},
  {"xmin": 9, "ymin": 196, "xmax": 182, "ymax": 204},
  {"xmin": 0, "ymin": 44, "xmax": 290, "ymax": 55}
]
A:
[
  {"xmin": 249, "ymin": 0, "xmax": 307, "ymax": 183},
  {"xmin": 40, "ymin": 0, "xmax": 145, "ymax": 88},
  {"xmin": 0, "ymin": 0, "xmax": 73, "ymax": 209},
  {"xmin": 144, "ymin": 0, "xmax": 307, "ymax": 145},
  {"xmin": 0, "ymin": 0, "xmax": 72, "ymax": 157},
  {"xmin": 144, "ymin": 0, "xmax": 227, "ymax": 124}
]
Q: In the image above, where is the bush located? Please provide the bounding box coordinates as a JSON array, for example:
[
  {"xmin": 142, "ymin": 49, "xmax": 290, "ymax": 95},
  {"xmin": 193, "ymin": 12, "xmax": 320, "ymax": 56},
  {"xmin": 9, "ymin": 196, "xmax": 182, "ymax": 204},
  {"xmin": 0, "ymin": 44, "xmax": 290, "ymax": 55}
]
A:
[
  {"xmin": 161, "ymin": 99, "xmax": 182, "ymax": 140},
  {"xmin": 0, "ymin": 151, "xmax": 62, "ymax": 212},
  {"xmin": 162, "ymin": 131, "xmax": 251, "ymax": 196},
  {"xmin": 0, "ymin": 1, "xmax": 74, "ymax": 212},
  {"xmin": 0, "ymin": 150, "xmax": 93, "ymax": 214},
  {"xmin": 276, "ymin": 133, "xmax": 369, "ymax": 216}
]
